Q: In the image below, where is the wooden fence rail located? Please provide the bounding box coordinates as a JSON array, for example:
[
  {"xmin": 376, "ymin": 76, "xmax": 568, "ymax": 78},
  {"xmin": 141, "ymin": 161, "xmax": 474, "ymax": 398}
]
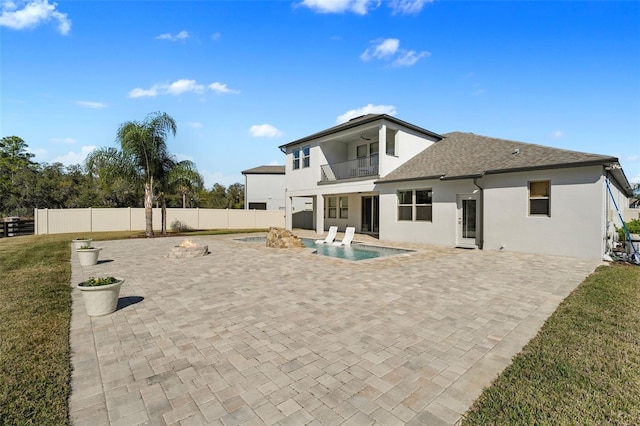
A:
[{"xmin": 0, "ymin": 220, "xmax": 35, "ymax": 238}]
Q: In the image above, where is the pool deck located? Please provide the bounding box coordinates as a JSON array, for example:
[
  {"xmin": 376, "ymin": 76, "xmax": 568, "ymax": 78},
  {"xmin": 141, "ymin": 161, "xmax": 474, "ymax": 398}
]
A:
[{"xmin": 69, "ymin": 232, "xmax": 602, "ymax": 425}]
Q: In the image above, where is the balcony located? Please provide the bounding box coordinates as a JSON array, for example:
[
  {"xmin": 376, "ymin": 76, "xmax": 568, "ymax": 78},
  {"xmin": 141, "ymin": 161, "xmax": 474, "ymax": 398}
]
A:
[{"xmin": 320, "ymin": 155, "xmax": 379, "ymax": 183}]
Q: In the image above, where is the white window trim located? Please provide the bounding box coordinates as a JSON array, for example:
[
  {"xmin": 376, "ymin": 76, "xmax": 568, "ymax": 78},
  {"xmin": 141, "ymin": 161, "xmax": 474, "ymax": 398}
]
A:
[{"xmin": 398, "ymin": 189, "xmax": 433, "ymax": 222}]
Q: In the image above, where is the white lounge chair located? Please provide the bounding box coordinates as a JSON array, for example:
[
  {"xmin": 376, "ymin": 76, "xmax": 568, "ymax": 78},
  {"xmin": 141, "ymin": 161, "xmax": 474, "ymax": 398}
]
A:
[
  {"xmin": 315, "ymin": 226, "xmax": 338, "ymax": 244},
  {"xmin": 332, "ymin": 226, "xmax": 355, "ymax": 246}
]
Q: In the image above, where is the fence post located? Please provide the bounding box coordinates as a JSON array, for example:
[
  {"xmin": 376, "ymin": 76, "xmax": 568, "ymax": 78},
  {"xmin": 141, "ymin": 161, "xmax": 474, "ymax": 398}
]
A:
[
  {"xmin": 89, "ymin": 207, "xmax": 93, "ymax": 232},
  {"xmin": 46, "ymin": 208, "xmax": 49, "ymax": 235},
  {"xmin": 34, "ymin": 208, "xmax": 38, "ymax": 235},
  {"xmin": 128, "ymin": 207, "xmax": 132, "ymax": 230}
]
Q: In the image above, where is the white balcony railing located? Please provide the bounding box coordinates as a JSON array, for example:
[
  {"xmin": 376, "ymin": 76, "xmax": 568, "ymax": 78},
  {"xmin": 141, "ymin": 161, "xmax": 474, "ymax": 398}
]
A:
[{"xmin": 320, "ymin": 155, "xmax": 379, "ymax": 182}]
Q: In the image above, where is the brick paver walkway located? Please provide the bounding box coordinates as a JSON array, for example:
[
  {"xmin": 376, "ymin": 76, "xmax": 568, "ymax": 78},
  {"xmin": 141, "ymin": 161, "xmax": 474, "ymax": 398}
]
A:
[{"xmin": 69, "ymin": 233, "xmax": 601, "ymax": 425}]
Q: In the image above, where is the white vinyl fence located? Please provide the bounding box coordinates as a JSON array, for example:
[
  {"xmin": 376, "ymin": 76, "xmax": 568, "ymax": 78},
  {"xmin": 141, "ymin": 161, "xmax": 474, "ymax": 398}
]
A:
[
  {"xmin": 625, "ymin": 208, "xmax": 640, "ymax": 222},
  {"xmin": 34, "ymin": 208, "xmax": 285, "ymax": 235}
]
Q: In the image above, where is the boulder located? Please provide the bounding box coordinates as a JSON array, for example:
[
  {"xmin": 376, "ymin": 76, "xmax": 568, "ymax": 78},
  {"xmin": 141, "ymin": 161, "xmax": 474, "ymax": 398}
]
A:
[{"xmin": 266, "ymin": 227, "xmax": 305, "ymax": 248}]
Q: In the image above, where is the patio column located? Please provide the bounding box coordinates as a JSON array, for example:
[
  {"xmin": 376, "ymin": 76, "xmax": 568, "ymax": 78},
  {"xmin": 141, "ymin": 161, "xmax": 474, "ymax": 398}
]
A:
[
  {"xmin": 285, "ymin": 196, "xmax": 293, "ymax": 230},
  {"xmin": 315, "ymin": 195, "xmax": 325, "ymax": 234}
]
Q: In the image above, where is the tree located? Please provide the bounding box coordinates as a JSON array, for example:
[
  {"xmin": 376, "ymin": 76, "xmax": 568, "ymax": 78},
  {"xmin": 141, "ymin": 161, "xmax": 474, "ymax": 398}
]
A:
[
  {"xmin": 0, "ymin": 136, "xmax": 37, "ymax": 216},
  {"xmin": 166, "ymin": 161, "xmax": 204, "ymax": 208},
  {"xmin": 86, "ymin": 112, "xmax": 177, "ymax": 237}
]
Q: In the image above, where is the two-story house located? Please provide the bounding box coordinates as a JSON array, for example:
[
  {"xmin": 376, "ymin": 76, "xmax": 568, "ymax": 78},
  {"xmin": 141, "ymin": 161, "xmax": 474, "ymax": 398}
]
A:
[{"xmin": 279, "ymin": 114, "xmax": 633, "ymax": 259}]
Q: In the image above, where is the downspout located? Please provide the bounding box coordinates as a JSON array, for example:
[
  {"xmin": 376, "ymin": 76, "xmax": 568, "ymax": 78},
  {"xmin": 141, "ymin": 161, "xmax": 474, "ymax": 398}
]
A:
[{"xmin": 472, "ymin": 175, "xmax": 484, "ymax": 249}]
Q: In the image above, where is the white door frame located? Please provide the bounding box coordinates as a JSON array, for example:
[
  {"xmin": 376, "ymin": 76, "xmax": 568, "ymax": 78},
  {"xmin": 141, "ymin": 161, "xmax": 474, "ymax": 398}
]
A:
[{"xmin": 456, "ymin": 193, "xmax": 479, "ymax": 247}]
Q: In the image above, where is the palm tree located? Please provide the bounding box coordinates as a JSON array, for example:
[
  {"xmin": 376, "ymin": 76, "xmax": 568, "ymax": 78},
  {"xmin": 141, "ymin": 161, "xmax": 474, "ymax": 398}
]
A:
[
  {"xmin": 86, "ymin": 112, "xmax": 177, "ymax": 237},
  {"xmin": 167, "ymin": 161, "xmax": 204, "ymax": 208}
]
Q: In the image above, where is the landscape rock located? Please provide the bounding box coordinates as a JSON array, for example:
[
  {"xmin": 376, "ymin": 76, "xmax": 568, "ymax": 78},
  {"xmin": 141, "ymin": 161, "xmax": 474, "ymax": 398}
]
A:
[{"xmin": 266, "ymin": 227, "xmax": 305, "ymax": 248}]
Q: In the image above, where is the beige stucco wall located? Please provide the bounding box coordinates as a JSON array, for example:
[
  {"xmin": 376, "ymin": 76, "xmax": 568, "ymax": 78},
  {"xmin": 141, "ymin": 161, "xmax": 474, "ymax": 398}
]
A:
[
  {"xmin": 377, "ymin": 165, "xmax": 618, "ymax": 259},
  {"xmin": 34, "ymin": 208, "xmax": 285, "ymax": 235}
]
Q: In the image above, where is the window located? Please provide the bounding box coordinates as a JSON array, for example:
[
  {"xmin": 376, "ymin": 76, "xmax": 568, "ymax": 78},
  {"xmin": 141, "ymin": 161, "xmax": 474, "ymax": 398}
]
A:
[
  {"xmin": 293, "ymin": 148, "xmax": 300, "ymax": 170},
  {"xmin": 398, "ymin": 190, "xmax": 413, "ymax": 221},
  {"xmin": 398, "ymin": 189, "xmax": 433, "ymax": 222},
  {"xmin": 339, "ymin": 197, "xmax": 349, "ymax": 219},
  {"xmin": 356, "ymin": 144, "xmax": 367, "ymax": 158},
  {"xmin": 248, "ymin": 202, "xmax": 267, "ymax": 210},
  {"xmin": 370, "ymin": 142, "xmax": 379, "ymax": 155},
  {"xmin": 302, "ymin": 145, "xmax": 310, "ymax": 168},
  {"xmin": 415, "ymin": 190, "xmax": 433, "ymax": 221},
  {"xmin": 529, "ymin": 181, "xmax": 550, "ymax": 216},
  {"xmin": 292, "ymin": 146, "xmax": 310, "ymax": 170},
  {"xmin": 386, "ymin": 129, "xmax": 396, "ymax": 156},
  {"xmin": 326, "ymin": 197, "xmax": 337, "ymax": 218}
]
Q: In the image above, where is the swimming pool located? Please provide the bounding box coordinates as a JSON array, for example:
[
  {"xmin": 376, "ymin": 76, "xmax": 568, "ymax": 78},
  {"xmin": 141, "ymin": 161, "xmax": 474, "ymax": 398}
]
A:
[{"xmin": 236, "ymin": 236, "xmax": 414, "ymax": 261}]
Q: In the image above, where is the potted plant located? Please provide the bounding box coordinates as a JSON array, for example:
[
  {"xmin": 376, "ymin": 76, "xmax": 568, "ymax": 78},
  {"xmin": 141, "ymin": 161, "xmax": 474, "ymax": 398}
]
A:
[
  {"xmin": 77, "ymin": 276, "xmax": 125, "ymax": 316},
  {"xmin": 72, "ymin": 237, "xmax": 92, "ymax": 250},
  {"xmin": 77, "ymin": 244, "xmax": 102, "ymax": 266}
]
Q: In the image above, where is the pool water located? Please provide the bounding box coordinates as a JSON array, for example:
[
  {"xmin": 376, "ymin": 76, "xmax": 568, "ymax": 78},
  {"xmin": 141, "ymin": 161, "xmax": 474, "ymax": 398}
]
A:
[{"xmin": 236, "ymin": 236, "xmax": 413, "ymax": 261}]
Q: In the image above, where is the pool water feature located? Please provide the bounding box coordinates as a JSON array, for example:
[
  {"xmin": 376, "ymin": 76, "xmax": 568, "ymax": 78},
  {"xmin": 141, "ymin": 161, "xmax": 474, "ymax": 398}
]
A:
[{"xmin": 236, "ymin": 236, "xmax": 414, "ymax": 261}]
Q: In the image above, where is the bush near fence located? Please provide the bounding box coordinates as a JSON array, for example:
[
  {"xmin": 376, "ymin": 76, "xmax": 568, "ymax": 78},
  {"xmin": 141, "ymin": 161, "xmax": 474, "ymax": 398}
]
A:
[{"xmin": 34, "ymin": 208, "xmax": 285, "ymax": 235}]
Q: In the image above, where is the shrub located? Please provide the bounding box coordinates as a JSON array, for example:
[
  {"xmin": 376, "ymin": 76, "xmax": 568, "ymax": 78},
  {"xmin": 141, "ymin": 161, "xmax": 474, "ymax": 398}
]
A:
[
  {"xmin": 80, "ymin": 277, "xmax": 119, "ymax": 287},
  {"xmin": 617, "ymin": 218, "xmax": 640, "ymax": 240},
  {"xmin": 170, "ymin": 219, "xmax": 192, "ymax": 232}
]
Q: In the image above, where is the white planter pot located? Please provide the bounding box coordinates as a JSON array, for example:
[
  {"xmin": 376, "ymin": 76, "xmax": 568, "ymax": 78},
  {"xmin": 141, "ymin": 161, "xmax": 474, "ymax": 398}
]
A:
[
  {"xmin": 78, "ymin": 279, "xmax": 125, "ymax": 316},
  {"xmin": 72, "ymin": 239, "xmax": 93, "ymax": 250},
  {"xmin": 77, "ymin": 248, "xmax": 101, "ymax": 266}
]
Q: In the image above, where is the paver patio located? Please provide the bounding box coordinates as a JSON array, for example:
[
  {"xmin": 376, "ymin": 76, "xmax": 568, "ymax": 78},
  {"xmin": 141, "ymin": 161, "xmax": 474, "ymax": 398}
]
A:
[{"xmin": 69, "ymin": 232, "xmax": 601, "ymax": 425}]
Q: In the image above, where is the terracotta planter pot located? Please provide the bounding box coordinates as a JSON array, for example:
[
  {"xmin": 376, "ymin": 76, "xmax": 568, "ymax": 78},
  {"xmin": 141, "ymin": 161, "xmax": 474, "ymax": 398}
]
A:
[
  {"xmin": 77, "ymin": 279, "xmax": 125, "ymax": 316},
  {"xmin": 77, "ymin": 248, "xmax": 101, "ymax": 266}
]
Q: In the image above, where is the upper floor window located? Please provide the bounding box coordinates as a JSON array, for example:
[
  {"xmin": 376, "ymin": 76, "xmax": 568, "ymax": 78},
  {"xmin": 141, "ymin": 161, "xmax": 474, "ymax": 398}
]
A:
[
  {"xmin": 398, "ymin": 189, "xmax": 433, "ymax": 222},
  {"xmin": 529, "ymin": 181, "xmax": 550, "ymax": 216},
  {"xmin": 293, "ymin": 148, "xmax": 300, "ymax": 170},
  {"xmin": 302, "ymin": 145, "xmax": 310, "ymax": 168},
  {"xmin": 292, "ymin": 145, "xmax": 310, "ymax": 170}
]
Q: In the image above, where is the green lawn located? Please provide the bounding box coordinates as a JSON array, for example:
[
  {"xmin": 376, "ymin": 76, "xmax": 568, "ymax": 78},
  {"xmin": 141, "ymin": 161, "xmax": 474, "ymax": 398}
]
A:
[
  {"xmin": 462, "ymin": 264, "xmax": 640, "ymax": 425},
  {"xmin": 2, "ymin": 233, "xmax": 639, "ymax": 425}
]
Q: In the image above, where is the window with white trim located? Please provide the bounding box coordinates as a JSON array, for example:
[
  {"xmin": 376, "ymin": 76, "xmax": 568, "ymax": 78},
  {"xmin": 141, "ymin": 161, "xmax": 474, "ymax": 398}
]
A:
[
  {"xmin": 293, "ymin": 148, "xmax": 300, "ymax": 170},
  {"xmin": 326, "ymin": 197, "xmax": 337, "ymax": 218},
  {"xmin": 529, "ymin": 181, "xmax": 550, "ymax": 216},
  {"xmin": 398, "ymin": 189, "xmax": 433, "ymax": 221},
  {"xmin": 339, "ymin": 197, "xmax": 348, "ymax": 219},
  {"xmin": 302, "ymin": 145, "xmax": 310, "ymax": 168}
]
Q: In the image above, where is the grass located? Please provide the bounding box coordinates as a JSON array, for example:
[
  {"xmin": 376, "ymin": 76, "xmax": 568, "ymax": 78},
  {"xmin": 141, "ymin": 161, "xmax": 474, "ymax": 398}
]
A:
[
  {"xmin": 0, "ymin": 229, "xmax": 264, "ymax": 425},
  {"xmin": 462, "ymin": 264, "xmax": 640, "ymax": 425}
]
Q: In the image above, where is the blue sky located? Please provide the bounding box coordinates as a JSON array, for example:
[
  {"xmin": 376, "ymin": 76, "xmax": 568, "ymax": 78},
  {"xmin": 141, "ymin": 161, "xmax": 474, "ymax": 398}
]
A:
[{"xmin": 2, "ymin": 0, "xmax": 639, "ymax": 188}]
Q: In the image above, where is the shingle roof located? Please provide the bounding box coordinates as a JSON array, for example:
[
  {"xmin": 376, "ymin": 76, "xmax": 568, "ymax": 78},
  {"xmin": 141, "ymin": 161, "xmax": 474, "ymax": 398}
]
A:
[
  {"xmin": 278, "ymin": 114, "xmax": 443, "ymax": 149},
  {"xmin": 241, "ymin": 165, "xmax": 285, "ymax": 175},
  {"xmin": 378, "ymin": 131, "xmax": 620, "ymax": 182}
]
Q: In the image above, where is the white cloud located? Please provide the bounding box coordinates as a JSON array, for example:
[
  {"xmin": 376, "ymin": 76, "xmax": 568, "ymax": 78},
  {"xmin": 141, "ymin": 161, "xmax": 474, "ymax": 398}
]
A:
[
  {"xmin": 128, "ymin": 85, "xmax": 160, "ymax": 98},
  {"xmin": 361, "ymin": 38, "xmax": 429, "ymax": 67},
  {"xmin": 52, "ymin": 145, "xmax": 97, "ymax": 166},
  {"xmin": 166, "ymin": 79, "xmax": 204, "ymax": 95},
  {"xmin": 268, "ymin": 160, "xmax": 281, "ymax": 166},
  {"xmin": 211, "ymin": 32, "xmax": 221, "ymax": 41},
  {"xmin": 76, "ymin": 100, "xmax": 107, "ymax": 109},
  {"xmin": 551, "ymin": 130, "xmax": 564, "ymax": 139},
  {"xmin": 155, "ymin": 30, "xmax": 189, "ymax": 41},
  {"xmin": 336, "ymin": 104, "xmax": 397, "ymax": 124},
  {"xmin": 392, "ymin": 49, "xmax": 430, "ymax": 67},
  {"xmin": 360, "ymin": 38, "xmax": 399, "ymax": 61},
  {"xmin": 186, "ymin": 122, "xmax": 203, "ymax": 129},
  {"xmin": 472, "ymin": 88, "xmax": 486, "ymax": 96},
  {"xmin": 249, "ymin": 124, "xmax": 283, "ymax": 138},
  {"xmin": 50, "ymin": 137, "xmax": 75, "ymax": 144},
  {"xmin": 208, "ymin": 82, "xmax": 240, "ymax": 94},
  {"xmin": 201, "ymin": 170, "xmax": 243, "ymax": 189},
  {"xmin": 389, "ymin": 0, "xmax": 432, "ymax": 15},
  {"xmin": 128, "ymin": 79, "xmax": 238, "ymax": 98},
  {"xmin": 0, "ymin": 0, "xmax": 70, "ymax": 34},
  {"xmin": 299, "ymin": 0, "xmax": 380, "ymax": 15}
]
